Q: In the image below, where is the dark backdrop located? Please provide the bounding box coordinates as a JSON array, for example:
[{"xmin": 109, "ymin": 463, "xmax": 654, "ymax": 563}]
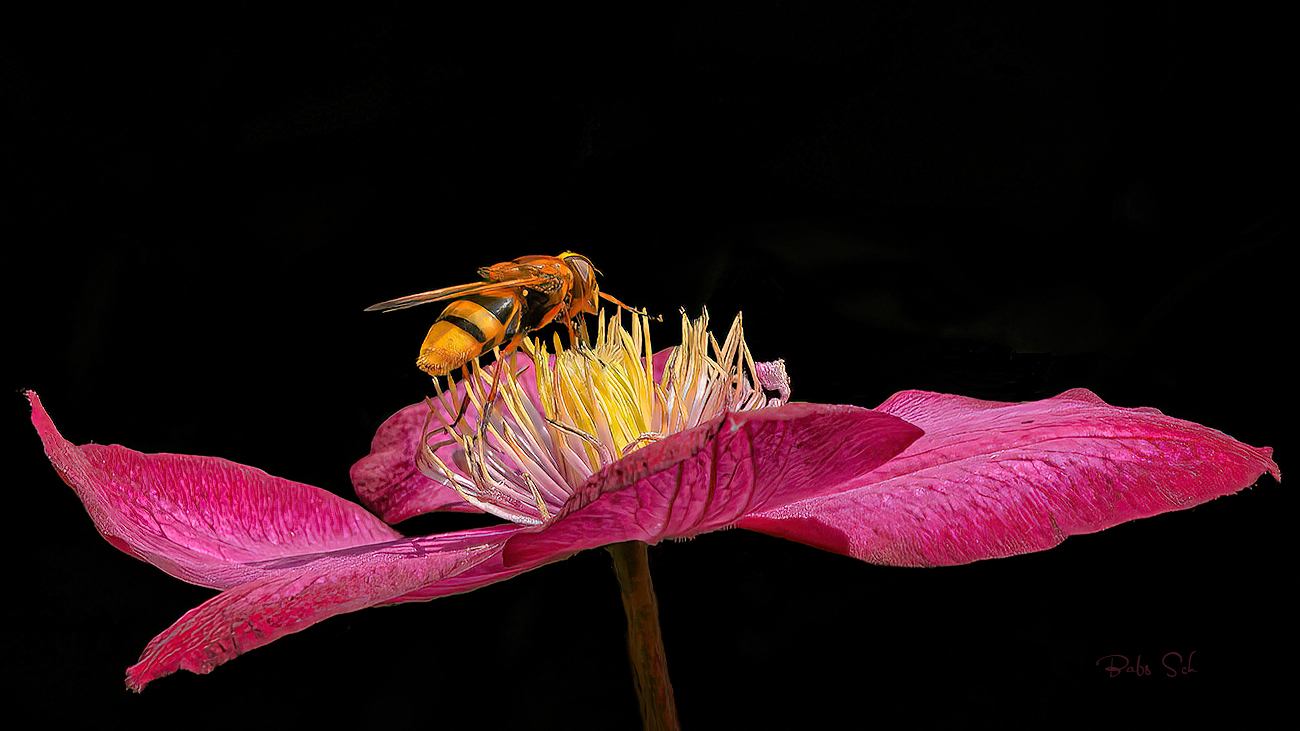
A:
[{"xmin": 8, "ymin": 3, "xmax": 1290, "ymax": 728}]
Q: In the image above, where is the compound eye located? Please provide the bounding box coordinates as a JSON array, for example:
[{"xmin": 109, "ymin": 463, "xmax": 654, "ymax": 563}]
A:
[{"xmin": 565, "ymin": 254, "xmax": 595, "ymax": 282}]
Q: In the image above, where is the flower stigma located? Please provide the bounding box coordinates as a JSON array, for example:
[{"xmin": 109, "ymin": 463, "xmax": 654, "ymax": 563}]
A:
[{"xmin": 416, "ymin": 309, "xmax": 791, "ymax": 526}]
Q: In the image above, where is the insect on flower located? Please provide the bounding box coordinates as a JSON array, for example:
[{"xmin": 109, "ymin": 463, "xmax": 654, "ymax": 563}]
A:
[{"xmin": 365, "ymin": 251, "xmax": 646, "ymax": 377}]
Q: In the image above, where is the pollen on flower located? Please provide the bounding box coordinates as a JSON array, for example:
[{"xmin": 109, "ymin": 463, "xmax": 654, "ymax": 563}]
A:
[{"xmin": 415, "ymin": 308, "xmax": 790, "ymax": 527}]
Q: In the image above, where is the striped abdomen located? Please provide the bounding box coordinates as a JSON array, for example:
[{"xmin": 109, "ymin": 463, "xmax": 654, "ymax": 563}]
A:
[{"xmin": 416, "ymin": 290, "xmax": 523, "ymax": 375}]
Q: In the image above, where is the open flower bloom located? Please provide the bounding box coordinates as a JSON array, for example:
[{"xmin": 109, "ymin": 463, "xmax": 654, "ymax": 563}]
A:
[{"xmin": 29, "ymin": 311, "xmax": 1279, "ymax": 690}]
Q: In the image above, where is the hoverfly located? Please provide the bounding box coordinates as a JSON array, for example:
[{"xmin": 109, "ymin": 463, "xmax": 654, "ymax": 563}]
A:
[{"xmin": 366, "ymin": 251, "xmax": 642, "ymax": 377}]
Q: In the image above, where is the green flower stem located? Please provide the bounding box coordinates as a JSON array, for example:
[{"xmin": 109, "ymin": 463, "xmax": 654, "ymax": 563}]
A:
[{"xmin": 609, "ymin": 541, "xmax": 680, "ymax": 731}]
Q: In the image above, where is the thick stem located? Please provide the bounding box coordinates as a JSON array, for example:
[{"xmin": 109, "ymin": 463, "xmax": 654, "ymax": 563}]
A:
[{"xmin": 609, "ymin": 541, "xmax": 680, "ymax": 731}]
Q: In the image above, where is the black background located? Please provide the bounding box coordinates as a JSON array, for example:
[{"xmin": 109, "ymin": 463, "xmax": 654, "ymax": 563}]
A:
[{"xmin": 7, "ymin": 3, "xmax": 1291, "ymax": 728}]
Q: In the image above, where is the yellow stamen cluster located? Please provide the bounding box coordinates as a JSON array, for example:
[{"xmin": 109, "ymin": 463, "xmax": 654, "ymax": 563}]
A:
[{"xmin": 417, "ymin": 309, "xmax": 776, "ymax": 525}]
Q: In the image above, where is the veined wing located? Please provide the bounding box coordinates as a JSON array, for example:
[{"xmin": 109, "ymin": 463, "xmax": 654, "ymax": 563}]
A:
[{"xmin": 364, "ymin": 276, "xmax": 549, "ymax": 312}]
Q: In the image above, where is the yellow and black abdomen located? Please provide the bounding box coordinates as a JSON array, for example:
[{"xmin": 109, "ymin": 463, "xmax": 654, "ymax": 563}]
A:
[{"xmin": 416, "ymin": 290, "xmax": 523, "ymax": 375}]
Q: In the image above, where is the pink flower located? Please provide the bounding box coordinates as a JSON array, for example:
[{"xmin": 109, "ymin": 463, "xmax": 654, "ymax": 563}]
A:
[{"xmin": 28, "ymin": 311, "xmax": 1278, "ymax": 690}]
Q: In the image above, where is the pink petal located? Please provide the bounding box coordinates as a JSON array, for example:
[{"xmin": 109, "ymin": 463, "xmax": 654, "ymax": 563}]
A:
[
  {"xmin": 125, "ymin": 526, "xmax": 515, "ymax": 690},
  {"xmin": 31, "ymin": 392, "xmax": 581, "ymax": 688},
  {"xmin": 503, "ymin": 403, "xmax": 923, "ymax": 566},
  {"xmin": 738, "ymin": 389, "xmax": 1281, "ymax": 566},
  {"xmin": 29, "ymin": 391, "xmax": 404, "ymax": 589},
  {"xmin": 350, "ymin": 399, "xmax": 483, "ymax": 523}
]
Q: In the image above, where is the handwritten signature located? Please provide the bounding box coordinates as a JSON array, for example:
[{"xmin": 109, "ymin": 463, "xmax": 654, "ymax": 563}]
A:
[{"xmin": 1096, "ymin": 652, "xmax": 1198, "ymax": 678}]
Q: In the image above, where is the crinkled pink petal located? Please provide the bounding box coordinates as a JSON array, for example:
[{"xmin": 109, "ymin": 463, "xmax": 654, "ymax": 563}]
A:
[
  {"xmin": 29, "ymin": 391, "xmax": 403, "ymax": 589},
  {"xmin": 350, "ymin": 399, "xmax": 484, "ymax": 523},
  {"xmin": 125, "ymin": 525, "xmax": 514, "ymax": 690},
  {"xmin": 503, "ymin": 403, "xmax": 923, "ymax": 566},
  {"xmin": 737, "ymin": 389, "xmax": 1281, "ymax": 567},
  {"xmin": 351, "ymin": 348, "xmax": 679, "ymax": 524}
]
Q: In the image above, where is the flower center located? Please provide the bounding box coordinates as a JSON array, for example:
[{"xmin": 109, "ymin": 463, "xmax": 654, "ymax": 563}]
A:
[{"xmin": 417, "ymin": 309, "xmax": 789, "ymax": 525}]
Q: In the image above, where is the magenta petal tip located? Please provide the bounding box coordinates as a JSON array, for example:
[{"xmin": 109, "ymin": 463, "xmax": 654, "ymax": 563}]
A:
[{"xmin": 740, "ymin": 388, "xmax": 1280, "ymax": 567}]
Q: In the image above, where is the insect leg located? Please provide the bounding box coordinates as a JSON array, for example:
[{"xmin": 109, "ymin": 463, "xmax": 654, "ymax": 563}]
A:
[
  {"xmin": 449, "ymin": 350, "xmax": 511, "ymax": 432},
  {"xmin": 449, "ymin": 364, "xmax": 474, "ymax": 430},
  {"xmin": 573, "ymin": 316, "xmax": 591, "ymax": 349},
  {"xmin": 478, "ymin": 355, "xmax": 507, "ymax": 440}
]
